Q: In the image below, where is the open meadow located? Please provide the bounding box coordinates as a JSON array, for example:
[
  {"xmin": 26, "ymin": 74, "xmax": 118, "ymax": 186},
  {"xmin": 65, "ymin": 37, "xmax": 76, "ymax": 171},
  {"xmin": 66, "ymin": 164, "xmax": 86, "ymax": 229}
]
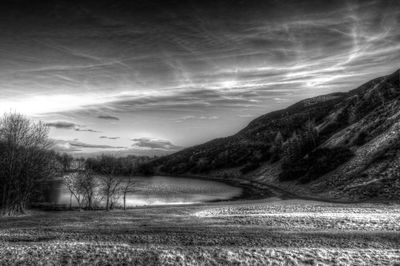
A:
[{"xmin": 1, "ymin": 199, "xmax": 400, "ymax": 265}]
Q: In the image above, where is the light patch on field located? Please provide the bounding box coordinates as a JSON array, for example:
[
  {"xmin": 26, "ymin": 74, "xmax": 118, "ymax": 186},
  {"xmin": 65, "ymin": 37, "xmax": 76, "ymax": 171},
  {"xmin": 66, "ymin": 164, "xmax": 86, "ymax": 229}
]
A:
[{"xmin": 193, "ymin": 201, "xmax": 400, "ymax": 231}]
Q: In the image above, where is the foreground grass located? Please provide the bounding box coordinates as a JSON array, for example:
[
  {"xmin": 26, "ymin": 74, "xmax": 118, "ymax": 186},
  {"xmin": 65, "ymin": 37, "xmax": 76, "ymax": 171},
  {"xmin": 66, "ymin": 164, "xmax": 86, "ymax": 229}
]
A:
[{"xmin": 1, "ymin": 199, "xmax": 400, "ymax": 265}]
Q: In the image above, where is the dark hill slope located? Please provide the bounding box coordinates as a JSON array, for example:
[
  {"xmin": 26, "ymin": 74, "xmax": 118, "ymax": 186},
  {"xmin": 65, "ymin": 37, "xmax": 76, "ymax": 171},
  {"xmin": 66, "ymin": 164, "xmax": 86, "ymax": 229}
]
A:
[
  {"xmin": 151, "ymin": 69, "xmax": 400, "ymax": 201},
  {"xmin": 153, "ymin": 92, "xmax": 348, "ymax": 174}
]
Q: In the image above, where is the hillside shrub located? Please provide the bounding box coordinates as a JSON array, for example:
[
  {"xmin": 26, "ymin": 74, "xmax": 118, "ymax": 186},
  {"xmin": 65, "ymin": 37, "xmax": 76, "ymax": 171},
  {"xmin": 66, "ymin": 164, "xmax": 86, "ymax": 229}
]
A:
[
  {"xmin": 279, "ymin": 147, "xmax": 354, "ymax": 183},
  {"xmin": 240, "ymin": 162, "xmax": 261, "ymax": 174},
  {"xmin": 352, "ymin": 130, "xmax": 369, "ymax": 146},
  {"xmin": 299, "ymin": 147, "xmax": 354, "ymax": 183}
]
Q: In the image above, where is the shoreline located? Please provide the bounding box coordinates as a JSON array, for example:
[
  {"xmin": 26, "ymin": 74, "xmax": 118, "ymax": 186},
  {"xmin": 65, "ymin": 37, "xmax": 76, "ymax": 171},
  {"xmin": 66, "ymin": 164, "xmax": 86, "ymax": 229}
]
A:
[
  {"xmin": 32, "ymin": 173, "xmax": 273, "ymax": 211},
  {"xmin": 156, "ymin": 173, "xmax": 394, "ymax": 206},
  {"xmin": 155, "ymin": 173, "xmax": 275, "ymax": 202}
]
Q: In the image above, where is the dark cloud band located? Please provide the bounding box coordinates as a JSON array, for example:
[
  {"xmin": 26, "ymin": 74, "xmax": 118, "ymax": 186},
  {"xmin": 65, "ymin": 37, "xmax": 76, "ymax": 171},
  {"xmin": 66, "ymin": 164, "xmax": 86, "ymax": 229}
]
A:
[{"xmin": 97, "ymin": 115, "xmax": 120, "ymax": 121}]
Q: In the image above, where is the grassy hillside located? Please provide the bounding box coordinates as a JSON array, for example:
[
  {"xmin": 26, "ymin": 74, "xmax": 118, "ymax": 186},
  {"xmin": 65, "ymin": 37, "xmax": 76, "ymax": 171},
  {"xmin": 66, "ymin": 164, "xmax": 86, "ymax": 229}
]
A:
[{"xmin": 151, "ymin": 69, "xmax": 400, "ymax": 201}]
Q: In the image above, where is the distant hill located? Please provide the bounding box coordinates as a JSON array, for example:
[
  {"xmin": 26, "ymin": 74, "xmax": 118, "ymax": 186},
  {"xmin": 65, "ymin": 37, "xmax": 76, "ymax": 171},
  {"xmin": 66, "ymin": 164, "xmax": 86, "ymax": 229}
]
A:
[{"xmin": 150, "ymin": 69, "xmax": 400, "ymax": 201}]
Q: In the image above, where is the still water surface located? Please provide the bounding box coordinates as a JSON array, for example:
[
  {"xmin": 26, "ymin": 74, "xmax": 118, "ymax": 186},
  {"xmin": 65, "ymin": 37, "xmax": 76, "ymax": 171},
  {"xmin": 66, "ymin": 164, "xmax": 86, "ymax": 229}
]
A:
[{"xmin": 54, "ymin": 176, "xmax": 242, "ymax": 207}]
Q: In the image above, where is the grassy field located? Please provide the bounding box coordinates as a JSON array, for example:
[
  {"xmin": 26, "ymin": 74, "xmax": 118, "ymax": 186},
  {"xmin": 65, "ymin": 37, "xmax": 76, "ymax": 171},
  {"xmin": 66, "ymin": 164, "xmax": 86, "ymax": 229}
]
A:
[{"xmin": 1, "ymin": 198, "xmax": 400, "ymax": 265}]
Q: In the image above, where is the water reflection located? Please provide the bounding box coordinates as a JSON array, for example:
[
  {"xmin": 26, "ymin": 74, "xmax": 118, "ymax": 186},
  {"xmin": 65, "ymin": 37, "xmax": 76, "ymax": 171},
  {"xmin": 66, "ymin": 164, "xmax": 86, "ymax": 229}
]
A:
[{"xmin": 54, "ymin": 176, "xmax": 242, "ymax": 207}]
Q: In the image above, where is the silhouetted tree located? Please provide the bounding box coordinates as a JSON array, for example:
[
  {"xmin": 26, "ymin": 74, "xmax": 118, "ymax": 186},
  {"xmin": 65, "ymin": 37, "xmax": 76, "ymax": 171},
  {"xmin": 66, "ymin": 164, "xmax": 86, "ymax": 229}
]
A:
[
  {"xmin": 97, "ymin": 155, "xmax": 122, "ymax": 211},
  {"xmin": 57, "ymin": 153, "xmax": 73, "ymax": 172},
  {"xmin": 122, "ymin": 176, "xmax": 136, "ymax": 210},
  {"xmin": 0, "ymin": 113, "xmax": 54, "ymax": 216},
  {"xmin": 79, "ymin": 170, "xmax": 98, "ymax": 209},
  {"xmin": 64, "ymin": 172, "xmax": 84, "ymax": 210}
]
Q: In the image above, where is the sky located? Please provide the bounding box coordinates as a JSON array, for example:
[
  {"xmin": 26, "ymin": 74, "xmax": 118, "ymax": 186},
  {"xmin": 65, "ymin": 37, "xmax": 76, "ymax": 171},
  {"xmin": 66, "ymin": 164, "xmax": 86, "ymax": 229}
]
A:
[{"xmin": 0, "ymin": 0, "xmax": 399, "ymax": 156}]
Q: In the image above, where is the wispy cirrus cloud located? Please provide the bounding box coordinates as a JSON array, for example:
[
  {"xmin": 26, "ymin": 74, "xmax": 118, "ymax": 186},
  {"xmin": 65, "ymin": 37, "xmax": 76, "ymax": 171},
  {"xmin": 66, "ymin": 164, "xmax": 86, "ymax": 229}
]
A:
[
  {"xmin": 2, "ymin": 0, "xmax": 399, "ymax": 117},
  {"xmin": 1, "ymin": 0, "xmax": 399, "ymax": 148}
]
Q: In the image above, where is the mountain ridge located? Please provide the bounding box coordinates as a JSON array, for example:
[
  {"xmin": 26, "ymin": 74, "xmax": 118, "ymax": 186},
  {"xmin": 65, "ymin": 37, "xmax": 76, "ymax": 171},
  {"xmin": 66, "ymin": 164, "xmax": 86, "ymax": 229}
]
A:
[{"xmin": 151, "ymin": 69, "xmax": 400, "ymax": 201}]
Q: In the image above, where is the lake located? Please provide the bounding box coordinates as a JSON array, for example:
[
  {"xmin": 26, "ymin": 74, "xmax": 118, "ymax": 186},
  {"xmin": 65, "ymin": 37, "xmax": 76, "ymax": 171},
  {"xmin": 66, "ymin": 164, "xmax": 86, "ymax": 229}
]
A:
[{"xmin": 52, "ymin": 175, "xmax": 242, "ymax": 207}]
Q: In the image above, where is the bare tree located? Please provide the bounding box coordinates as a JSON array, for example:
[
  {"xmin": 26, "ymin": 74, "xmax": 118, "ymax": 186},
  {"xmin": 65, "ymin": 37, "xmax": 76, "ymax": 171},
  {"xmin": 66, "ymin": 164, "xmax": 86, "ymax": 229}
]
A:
[
  {"xmin": 84, "ymin": 155, "xmax": 141, "ymax": 210},
  {"xmin": 122, "ymin": 176, "xmax": 136, "ymax": 210},
  {"xmin": 57, "ymin": 153, "xmax": 73, "ymax": 173},
  {"xmin": 79, "ymin": 170, "xmax": 98, "ymax": 209},
  {"xmin": 0, "ymin": 113, "xmax": 54, "ymax": 216},
  {"xmin": 63, "ymin": 170, "xmax": 99, "ymax": 210},
  {"xmin": 99, "ymin": 175, "xmax": 121, "ymax": 210},
  {"xmin": 64, "ymin": 173, "xmax": 84, "ymax": 210},
  {"xmin": 98, "ymin": 159, "xmax": 122, "ymax": 211}
]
